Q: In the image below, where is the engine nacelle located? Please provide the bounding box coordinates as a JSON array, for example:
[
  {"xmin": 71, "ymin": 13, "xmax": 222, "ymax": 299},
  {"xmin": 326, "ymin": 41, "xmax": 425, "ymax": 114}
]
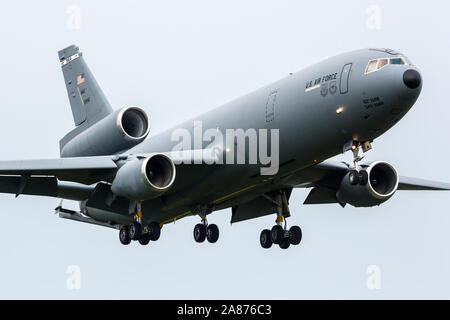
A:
[
  {"xmin": 336, "ymin": 161, "xmax": 399, "ymax": 207},
  {"xmin": 111, "ymin": 154, "xmax": 176, "ymax": 200},
  {"xmin": 61, "ymin": 106, "xmax": 150, "ymax": 157}
]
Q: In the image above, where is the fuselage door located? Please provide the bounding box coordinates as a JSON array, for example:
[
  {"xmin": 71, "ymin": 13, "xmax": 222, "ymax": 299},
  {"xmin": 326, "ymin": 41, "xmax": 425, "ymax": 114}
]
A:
[
  {"xmin": 339, "ymin": 63, "xmax": 352, "ymax": 94},
  {"xmin": 265, "ymin": 91, "xmax": 277, "ymax": 122}
]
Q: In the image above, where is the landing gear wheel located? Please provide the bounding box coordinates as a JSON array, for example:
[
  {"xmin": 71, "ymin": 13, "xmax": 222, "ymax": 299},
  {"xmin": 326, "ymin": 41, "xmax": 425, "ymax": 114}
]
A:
[
  {"xmin": 289, "ymin": 226, "xmax": 302, "ymax": 245},
  {"xmin": 271, "ymin": 225, "xmax": 284, "ymax": 245},
  {"xmin": 119, "ymin": 226, "xmax": 131, "ymax": 245},
  {"xmin": 358, "ymin": 170, "xmax": 368, "ymax": 185},
  {"xmin": 148, "ymin": 222, "xmax": 161, "ymax": 241},
  {"xmin": 129, "ymin": 221, "xmax": 142, "ymax": 241},
  {"xmin": 194, "ymin": 224, "xmax": 207, "ymax": 243},
  {"xmin": 206, "ymin": 224, "xmax": 219, "ymax": 243},
  {"xmin": 260, "ymin": 229, "xmax": 272, "ymax": 249},
  {"xmin": 138, "ymin": 234, "xmax": 151, "ymax": 245},
  {"xmin": 349, "ymin": 170, "xmax": 359, "ymax": 185},
  {"xmin": 279, "ymin": 238, "xmax": 291, "ymax": 249}
]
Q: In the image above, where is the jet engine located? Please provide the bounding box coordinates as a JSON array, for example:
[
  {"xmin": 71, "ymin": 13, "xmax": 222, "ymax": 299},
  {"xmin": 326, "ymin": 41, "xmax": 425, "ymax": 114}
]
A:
[
  {"xmin": 111, "ymin": 154, "xmax": 176, "ymax": 200},
  {"xmin": 336, "ymin": 161, "xmax": 399, "ymax": 207},
  {"xmin": 61, "ymin": 106, "xmax": 150, "ymax": 157}
]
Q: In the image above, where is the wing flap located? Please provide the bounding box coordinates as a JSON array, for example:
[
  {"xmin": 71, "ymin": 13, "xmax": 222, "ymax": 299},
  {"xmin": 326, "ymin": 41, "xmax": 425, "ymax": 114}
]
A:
[
  {"xmin": 0, "ymin": 175, "xmax": 95, "ymax": 200},
  {"xmin": 231, "ymin": 196, "xmax": 277, "ymax": 223},
  {"xmin": 303, "ymin": 186, "xmax": 339, "ymax": 204}
]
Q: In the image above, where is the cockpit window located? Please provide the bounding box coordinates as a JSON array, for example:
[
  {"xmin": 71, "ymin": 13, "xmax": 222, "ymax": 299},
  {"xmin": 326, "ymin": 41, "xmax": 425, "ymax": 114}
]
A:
[
  {"xmin": 377, "ymin": 59, "xmax": 388, "ymax": 69},
  {"xmin": 390, "ymin": 57, "xmax": 405, "ymax": 65},
  {"xmin": 365, "ymin": 60, "xmax": 378, "ymax": 74},
  {"xmin": 364, "ymin": 56, "xmax": 407, "ymax": 74}
]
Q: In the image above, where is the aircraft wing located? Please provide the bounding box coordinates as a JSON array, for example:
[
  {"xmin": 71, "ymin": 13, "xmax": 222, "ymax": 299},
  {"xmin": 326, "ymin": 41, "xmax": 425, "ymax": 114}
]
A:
[
  {"xmin": 0, "ymin": 156, "xmax": 119, "ymax": 185},
  {"xmin": 0, "ymin": 148, "xmax": 220, "ymax": 182},
  {"xmin": 295, "ymin": 160, "xmax": 450, "ymax": 192},
  {"xmin": 294, "ymin": 161, "xmax": 450, "ymax": 200},
  {"xmin": 284, "ymin": 160, "xmax": 450, "ymax": 206},
  {"xmin": 396, "ymin": 176, "xmax": 450, "ymax": 190}
]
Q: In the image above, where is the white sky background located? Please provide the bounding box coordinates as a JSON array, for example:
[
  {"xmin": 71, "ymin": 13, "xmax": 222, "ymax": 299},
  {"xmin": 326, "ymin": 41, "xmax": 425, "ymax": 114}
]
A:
[{"xmin": 0, "ymin": 0, "xmax": 448, "ymax": 298}]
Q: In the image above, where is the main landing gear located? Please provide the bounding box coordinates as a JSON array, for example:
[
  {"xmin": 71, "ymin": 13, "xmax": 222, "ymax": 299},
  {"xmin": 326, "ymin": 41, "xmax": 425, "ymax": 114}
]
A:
[
  {"xmin": 260, "ymin": 190, "xmax": 302, "ymax": 250},
  {"xmin": 193, "ymin": 206, "xmax": 219, "ymax": 244},
  {"xmin": 118, "ymin": 200, "xmax": 161, "ymax": 246}
]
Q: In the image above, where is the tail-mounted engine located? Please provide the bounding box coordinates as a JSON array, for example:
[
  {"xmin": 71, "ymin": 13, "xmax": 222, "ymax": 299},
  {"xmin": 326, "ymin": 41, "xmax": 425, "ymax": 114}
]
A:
[{"xmin": 61, "ymin": 106, "xmax": 150, "ymax": 157}]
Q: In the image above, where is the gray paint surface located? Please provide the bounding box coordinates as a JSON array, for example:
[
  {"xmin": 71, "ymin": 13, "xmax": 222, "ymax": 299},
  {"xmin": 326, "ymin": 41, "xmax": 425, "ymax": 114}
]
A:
[{"xmin": 0, "ymin": 0, "xmax": 449, "ymax": 299}]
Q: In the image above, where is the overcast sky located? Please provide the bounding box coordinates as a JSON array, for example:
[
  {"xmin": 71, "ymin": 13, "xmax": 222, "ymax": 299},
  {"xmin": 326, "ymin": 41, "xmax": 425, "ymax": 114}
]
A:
[{"xmin": 0, "ymin": 0, "xmax": 449, "ymax": 299}]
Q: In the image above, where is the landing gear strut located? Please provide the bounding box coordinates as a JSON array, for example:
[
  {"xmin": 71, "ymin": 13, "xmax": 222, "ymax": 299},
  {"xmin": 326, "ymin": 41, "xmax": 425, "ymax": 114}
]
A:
[
  {"xmin": 193, "ymin": 206, "xmax": 219, "ymax": 243},
  {"xmin": 260, "ymin": 190, "xmax": 302, "ymax": 250},
  {"xmin": 347, "ymin": 140, "xmax": 370, "ymax": 186},
  {"xmin": 118, "ymin": 200, "xmax": 161, "ymax": 246}
]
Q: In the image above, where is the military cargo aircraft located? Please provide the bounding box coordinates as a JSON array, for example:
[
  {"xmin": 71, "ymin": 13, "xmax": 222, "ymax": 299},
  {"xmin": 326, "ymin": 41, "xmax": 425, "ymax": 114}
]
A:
[{"xmin": 0, "ymin": 45, "xmax": 447, "ymax": 249}]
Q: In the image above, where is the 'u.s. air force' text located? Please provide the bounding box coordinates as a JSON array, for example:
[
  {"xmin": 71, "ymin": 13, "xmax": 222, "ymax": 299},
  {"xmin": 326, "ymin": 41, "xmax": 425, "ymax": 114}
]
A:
[{"xmin": 305, "ymin": 72, "xmax": 338, "ymax": 89}]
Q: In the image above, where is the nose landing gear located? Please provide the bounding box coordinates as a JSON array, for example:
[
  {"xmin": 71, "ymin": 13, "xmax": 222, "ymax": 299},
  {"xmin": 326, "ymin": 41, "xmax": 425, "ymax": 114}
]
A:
[{"xmin": 260, "ymin": 190, "xmax": 302, "ymax": 250}]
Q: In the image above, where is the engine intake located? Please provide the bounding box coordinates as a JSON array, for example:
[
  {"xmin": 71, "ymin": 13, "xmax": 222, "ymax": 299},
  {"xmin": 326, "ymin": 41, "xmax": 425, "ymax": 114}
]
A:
[
  {"xmin": 111, "ymin": 154, "xmax": 176, "ymax": 200},
  {"xmin": 336, "ymin": 161, "xmax": 399, "ymax": 207},
  {"xmin": 61, "ymin": 106, "xmax": 150, "ymax": 157},
  {"xmin": 367, "ymin": 162, "xmax": 398, "ymax": 198},
  {"xmin": 117, "ymin": 106, "xmax": 150, "ymax": 141}
]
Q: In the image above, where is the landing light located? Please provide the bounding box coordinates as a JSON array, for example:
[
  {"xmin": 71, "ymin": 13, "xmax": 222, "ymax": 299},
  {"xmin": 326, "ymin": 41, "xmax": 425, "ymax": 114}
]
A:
[{"xmin": 336, "ymin": 106, "xmax": 344, "ymax": 114}]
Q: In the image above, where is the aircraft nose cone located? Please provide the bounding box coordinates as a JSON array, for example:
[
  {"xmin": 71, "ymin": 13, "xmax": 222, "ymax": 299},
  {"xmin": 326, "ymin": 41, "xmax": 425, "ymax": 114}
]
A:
[{"xmin": 403, "ymin": 69, "xmax": 421, "ymax": 89}]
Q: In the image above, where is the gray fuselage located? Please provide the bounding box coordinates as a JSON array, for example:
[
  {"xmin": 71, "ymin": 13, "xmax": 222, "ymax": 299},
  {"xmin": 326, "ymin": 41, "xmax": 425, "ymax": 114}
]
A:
[{"xmin": 117, "ymin": 48, "xmax": 422, "ymax": 224}]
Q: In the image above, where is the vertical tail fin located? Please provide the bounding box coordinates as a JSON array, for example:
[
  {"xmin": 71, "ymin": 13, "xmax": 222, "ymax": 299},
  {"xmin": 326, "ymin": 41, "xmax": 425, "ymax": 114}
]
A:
[{"xmin": 58, "ymin": 45, "xmax": 113, "ymax": 126}]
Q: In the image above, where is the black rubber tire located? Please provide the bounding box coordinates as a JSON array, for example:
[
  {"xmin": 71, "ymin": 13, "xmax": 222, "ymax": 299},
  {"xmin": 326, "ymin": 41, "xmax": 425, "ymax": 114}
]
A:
[
  {"xmin": 289, "ymin": 226, "xmax": 302, "ymax": 245},
  {"xmin": 148, "ymin": 222, "xmax": 161, "ymax": 241},
  {"xmin": 119, "ymin": 226, "xmax": 131, "ymax": 245},
  {"xmin": 271, "ymin": 225, "xmax": 284, "ymax": 245},
  {"xmin": 349, "ymin": 170, "xmax": 359, "ymax": 185},
  {"xmin": 129, "ymin": 221, "xmax": 142, "ymax": 241},
  {"xmin": 206, "ymin": 224, "xmax": 219, "ymax": 243},
  {"xmin": 194, "ymin": 224, "xmax": 207, "ymax": 243},
  {"xmin": 260, "ymin": 229, "xmax": 272, "ymax": 249},
  {"xmin": 279, "ymin": 238, "xmax": 291, "ymax": 249},
  {"xmin": 358, "ymin": 170, "xmax": 369, "ymax": 186},
  {"xmin": 139, "ymin": 233, "xmax": 151, "ymax": 245}
]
